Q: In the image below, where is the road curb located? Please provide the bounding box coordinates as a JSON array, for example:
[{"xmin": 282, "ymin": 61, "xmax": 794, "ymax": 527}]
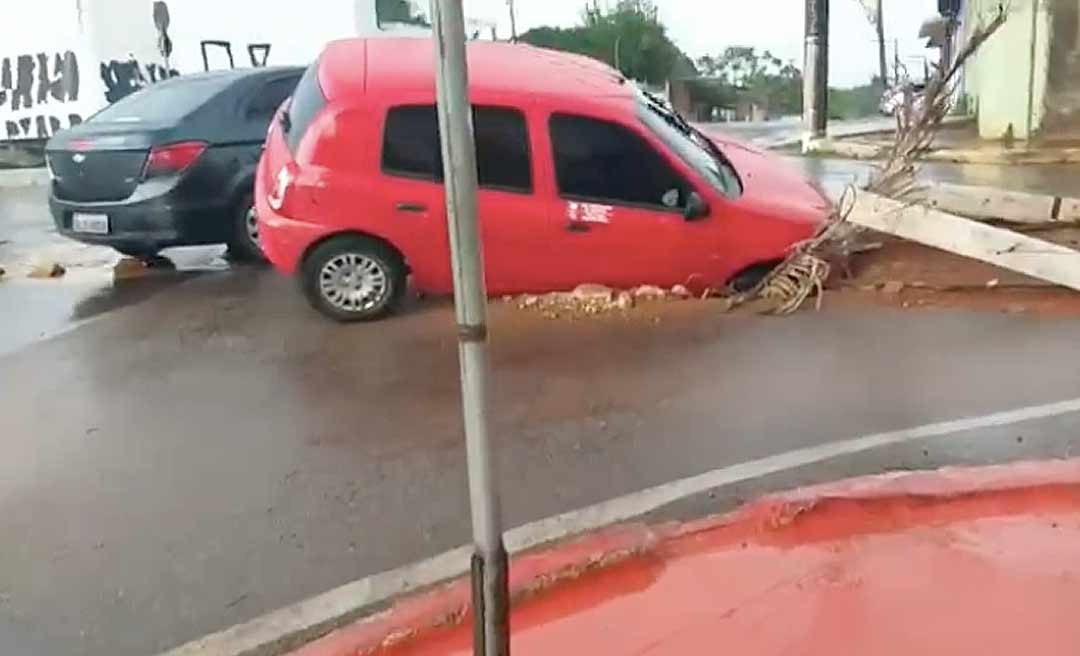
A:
[
  {"xmin": 159, "ymin": 397, "xmax": 1080, "ymax": 656},
  {"xmin": 765, "ymin": 115, "xmax": 972, "ymax": 151},
  {"xmin": 291, "ymin": 458, "xmax": 1080, "ymax": 656},
  {"xmin": 0, "ymin": 167, "xmax": 48, "ymax": 188},
  {"xmin": 806, "ymin": 138, "xmax": 1080, "ymax": 165},
  {"xmin": 159, "ymin": 525, "xmax": 656, "ymax": 656},
  {"xmin": 291, "ymin": 524, "xmax": 657, "ymax": 656},
  {"xmin": 910, "ymin": 182, "xmax": 1080, "ymax": 224}
]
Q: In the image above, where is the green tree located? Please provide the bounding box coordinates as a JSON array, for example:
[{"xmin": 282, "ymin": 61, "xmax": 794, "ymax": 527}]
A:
[
  {"xmin": 696, "ymin": 47, "xmax": 802, "ymax": 116},
  {"xmin": 520, "ymin": 0, "xmax": 693, "ymax": 85}
]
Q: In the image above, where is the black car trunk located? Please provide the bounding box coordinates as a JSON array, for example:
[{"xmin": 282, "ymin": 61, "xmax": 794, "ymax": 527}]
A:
[{"xmin": 46, "ymin": 123, "xmax": 170, "ymax": 202}]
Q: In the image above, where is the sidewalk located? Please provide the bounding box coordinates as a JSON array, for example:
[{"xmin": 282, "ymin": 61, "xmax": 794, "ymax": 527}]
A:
[
  {"xmin": 808, "ymin": 122, "xmax": 1080, "ymax": 165},
  {"xmin": 288, "ymin": 459, "xmax": 1080, "ymax": 656},
  {"xmin": 0, "ymin": 167, "xmax": 48, "ymax": 188}
]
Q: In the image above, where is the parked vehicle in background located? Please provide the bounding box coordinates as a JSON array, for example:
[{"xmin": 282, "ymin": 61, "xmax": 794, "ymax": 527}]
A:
[
  {"xmin": 46, "ymin": 66, "xmax": 302, "ymax": 260},
  {"xmin": 256, "ymin": 38, "xmax": 830, "ymax": 321},
  {"xmin": 880, "ymin": 80, "xmax": 928, "ymax": 118}
]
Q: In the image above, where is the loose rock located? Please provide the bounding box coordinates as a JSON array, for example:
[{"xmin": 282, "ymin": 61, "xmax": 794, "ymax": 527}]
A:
[
  {"xmin": 28, "ymin": 262, "xmax": 65, "ymax": 279},
  {"xmin": 615, "ymin": 291, "xmax": 634, "ymax": 311},
  {"xmin": 633, "ymin": 285, "xmax": 666, "ymax": 299},
  {"xmin": 881, "ymin": 280, "xmax": 905, "ymax": 294},
  {"xmin": 670, "ymin": 284, "xmax": 691, "ymax": 299},
  {"xmin": 113, "ymin": 257, "xmax": 148, "ymax": 280},
  {"xmin": 572, "ymin": 284, "xmax": 615, "ymax": 302}
]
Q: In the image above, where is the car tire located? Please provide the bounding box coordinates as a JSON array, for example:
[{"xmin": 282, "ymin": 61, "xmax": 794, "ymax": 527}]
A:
[
  {"xmin": 301, "ymin": 235, "xmax": 406, "ymax": 322},
  {"xmin": 227, "ymin": 194, "xmax": 266, "ymax": 263},
  {"xmin": 729, "ymin": 262, "xmax": 778, "ymax": 294}
]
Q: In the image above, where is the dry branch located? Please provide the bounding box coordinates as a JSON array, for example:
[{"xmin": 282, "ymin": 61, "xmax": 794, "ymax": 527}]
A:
[{"xmin": 725, "ymin": 7, "xmax": 1009, "ymax": 315}]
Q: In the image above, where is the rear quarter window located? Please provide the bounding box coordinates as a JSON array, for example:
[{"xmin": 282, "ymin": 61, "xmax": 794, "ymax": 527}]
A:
[
  {"xmin": 246, "ymin": 75, "xmax": 301, "ymax": 121},
  {"xmin": 284, "ymin": 63, "xmax": 326, "ymax": 153}
]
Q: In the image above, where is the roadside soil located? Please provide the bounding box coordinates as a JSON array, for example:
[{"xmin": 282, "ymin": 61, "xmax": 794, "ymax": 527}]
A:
[
  {"xmin": 505, "ymin": 225, "xmax": 1080, "ymax": 321},
  {"xmin": 830, "ymin": 227, "xmax": 1080, "ymax": 317}
]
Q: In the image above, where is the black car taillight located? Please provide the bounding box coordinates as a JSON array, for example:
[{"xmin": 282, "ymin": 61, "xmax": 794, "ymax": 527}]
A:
[{"xmin": 142, "ymin": 141, "xmax": 207, "ymax": 179}]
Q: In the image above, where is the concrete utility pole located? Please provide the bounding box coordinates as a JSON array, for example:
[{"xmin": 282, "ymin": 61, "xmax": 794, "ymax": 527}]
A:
[
  {"xmin": 429, "ymin": 1, "xmax": 509, "ymax": 655},
  {"xmin": 802, "ymin": 0, "xmax": 829, "ymax": 151},
  {"xmin": 876, "ymin": 0, "xmax": 888, "ymax": 86},
  {"xmin": 507, "ymin": 0, "xmax": 518, "ymax": 41}
]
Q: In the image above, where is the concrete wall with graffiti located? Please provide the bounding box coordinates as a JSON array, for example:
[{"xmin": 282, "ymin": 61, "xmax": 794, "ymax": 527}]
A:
[{"xmin": 1, "ymin": 0, "xmax": 374, "ymax": 141}]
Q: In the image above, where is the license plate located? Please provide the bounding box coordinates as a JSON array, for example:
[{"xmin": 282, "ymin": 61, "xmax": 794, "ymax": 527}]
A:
[{"xmin": 72, "ymin": 213, "xmax": 109, "ymax": 235}]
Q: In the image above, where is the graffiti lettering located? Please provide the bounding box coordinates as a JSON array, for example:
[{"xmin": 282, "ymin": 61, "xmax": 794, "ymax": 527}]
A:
[
  {"xmin": 4, "ymin": 113, "xmax": 81, "ymax": 140},
  {"xmin": 99, "ymin": 57, "xmax": 178, "ymax": 103},
  {"xmin": 0, "ymin": 51, "xmax": 78, "ymax": 111},
  {"xmin": 0, "ymin": 50, "xmax": 81, "ymax": 138}
]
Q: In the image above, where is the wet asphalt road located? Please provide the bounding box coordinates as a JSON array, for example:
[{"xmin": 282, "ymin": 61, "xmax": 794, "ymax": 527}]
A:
[{"xmin": 3, "ymin": 159, "xmax": 1080, "ymax": 656}]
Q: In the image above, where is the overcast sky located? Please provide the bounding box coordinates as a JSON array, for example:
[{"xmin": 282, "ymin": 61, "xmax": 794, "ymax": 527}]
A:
[{"xmin": 461, "ymin": 0, "xmax": 939, "ymax": 87}]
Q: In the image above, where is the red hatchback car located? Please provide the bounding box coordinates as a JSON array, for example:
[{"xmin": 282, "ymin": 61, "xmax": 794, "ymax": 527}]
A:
[{"xmin": 256, "ymin": 38, "xmax": 829, "ymax": 321}]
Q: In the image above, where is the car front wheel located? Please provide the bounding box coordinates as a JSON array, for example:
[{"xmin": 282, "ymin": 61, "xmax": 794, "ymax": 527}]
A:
[{"xmin": 301, "ymin": 235, "xmax": 406, "ymax": 322}]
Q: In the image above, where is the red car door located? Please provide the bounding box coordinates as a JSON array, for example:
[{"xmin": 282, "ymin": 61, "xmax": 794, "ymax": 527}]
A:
[
  {"xmin": 374, "ymin": 104, "xmax": 453, "ymax": 293},
  {"xmin": 375, "ymin": 102, "xmax": 558, "ymax": 295},
  {"xmin": 539, "ymin": 111, "xmax": 718, "ymax": 292},
  {"xmin": 472, "ymin": 104, "xmax": 559, "ymax": 295}
]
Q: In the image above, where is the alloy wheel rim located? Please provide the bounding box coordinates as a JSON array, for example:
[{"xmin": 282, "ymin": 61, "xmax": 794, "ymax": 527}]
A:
[
  {"xmin": 319, "ymin": 253, "xmax": 389, "ymax": 312},
  {"xmin": 245, "ymin": 206, "xmax": 259, "ymax": 245}
]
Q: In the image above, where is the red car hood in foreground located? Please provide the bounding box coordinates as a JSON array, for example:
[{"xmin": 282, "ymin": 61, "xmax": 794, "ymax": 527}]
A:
[
  {"xmin": 705, "ymin": 130, "xmax": 832, "ymax": 222},
  {"xmin": 294, "ymin": 459, "xmax": 1080, "ymax": 656}
]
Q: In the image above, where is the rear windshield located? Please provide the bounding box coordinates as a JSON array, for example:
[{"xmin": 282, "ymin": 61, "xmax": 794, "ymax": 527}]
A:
[
  {"xmin": 284, "ymin": 62, "xmax": 326, "ymax": 153},
  {"xmin": 90, "ymin": 76, "xmax": 230, "ymax": 124}
]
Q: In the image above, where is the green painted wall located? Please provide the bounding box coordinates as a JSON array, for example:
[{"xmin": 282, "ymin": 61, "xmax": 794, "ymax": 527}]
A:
[{"xmin": 963, "ymin": 0, "xmax": 1051, "ymax": 139}]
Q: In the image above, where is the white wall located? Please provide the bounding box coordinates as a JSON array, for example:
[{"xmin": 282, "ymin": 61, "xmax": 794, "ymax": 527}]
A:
[
  {"xmin": 0, "ymin": 0, "xmax": 504, "ymax": 141},
  {"xmin": 0, "ymin": 0, "xmax": 102, "ymax": 140},
  {"xmin": 1, "ymin": 0, "xmax": 371, "ymax": 141}
]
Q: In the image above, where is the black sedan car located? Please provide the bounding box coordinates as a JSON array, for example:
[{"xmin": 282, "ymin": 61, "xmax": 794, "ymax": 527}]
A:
[{"xmin": 46, "ymin": 66, "xmax": 302, "ymax": 260}]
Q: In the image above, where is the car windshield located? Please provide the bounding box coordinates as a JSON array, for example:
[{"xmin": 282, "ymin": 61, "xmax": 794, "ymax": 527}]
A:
[
  {"xmin": 636, "ymin": 90, "xmax": 742, "ymax": 199},
  {"xmin": 90, "ymin": 76, "xmax": 230, "ymax": 124}
]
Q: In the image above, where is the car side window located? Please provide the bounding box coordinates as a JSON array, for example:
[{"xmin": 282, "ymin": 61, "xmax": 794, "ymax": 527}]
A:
[
  {"xmin": 382, "ymin": 105, "xmax": 532, "ymax": 193},
  {"xmin": 549, "ymin": 113, "xmax": 687, "ymax": 210},
  {"xmin": 247, "ymin": 76, "xmax": 300, "ymax": 121}
]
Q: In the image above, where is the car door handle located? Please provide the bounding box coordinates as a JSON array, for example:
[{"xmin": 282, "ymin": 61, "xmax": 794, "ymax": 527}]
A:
[
  {"xmin": 566, "ymin": 222, "xmax": 591, "ymax": 233},
  {"xmin": 395, "ymin": 202, "xmax": 428, "ymax": 213}
]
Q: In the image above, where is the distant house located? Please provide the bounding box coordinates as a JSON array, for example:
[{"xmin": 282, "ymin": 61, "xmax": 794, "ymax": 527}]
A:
[
  {"xmin": 958, "ymin": 0, "xmax": 1080, "ymax": 140},
  {"xmin": 669, "ymin": 77, "xmax": 772, "ymax": 122}
]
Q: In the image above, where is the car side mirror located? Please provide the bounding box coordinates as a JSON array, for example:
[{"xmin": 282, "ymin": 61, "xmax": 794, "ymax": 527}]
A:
[{"xmin": 684, "ymin": 191, "xmax": 709, "ymax": 221}]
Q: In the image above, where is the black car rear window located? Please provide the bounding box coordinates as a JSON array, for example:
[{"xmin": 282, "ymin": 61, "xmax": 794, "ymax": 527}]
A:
[
  {"xmin": 284, "ymin": 62, "xmax": 326, "ymax": 153},
  {"xmin": 90, "ymin": 76, "xmax": 230, "ymax": 124}
]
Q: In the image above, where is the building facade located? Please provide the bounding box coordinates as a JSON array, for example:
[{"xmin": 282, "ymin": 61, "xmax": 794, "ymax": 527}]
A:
[{"xmin": 961, "ymin": 0, "xmax": 1080, "ymax": 140}]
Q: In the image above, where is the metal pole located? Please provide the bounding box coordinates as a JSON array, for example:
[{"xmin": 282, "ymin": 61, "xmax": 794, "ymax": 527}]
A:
[
  {"xmin": 802, "ymin": 0, "xmax": 829, "ymax": 151},
  {"xmin": 507, "ymin": 0, "xmax": 518, "ymax": 41},
  {"xmin": 876, "ymin": 0, "xmax": 888, "ymax": 86},
  {"xmin": 429, "ymin": 1, "xmax": 509, "ymax": 655}
]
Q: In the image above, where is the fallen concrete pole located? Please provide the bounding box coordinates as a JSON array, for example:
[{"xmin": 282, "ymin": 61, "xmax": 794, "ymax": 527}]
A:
[
  {"xmin": 913, "ymin": 183, "xmax": 1080, "ymax": 224},
  {"xmin": 849, "ymin": 192, "xmax": 1080, "ymax": 292}
]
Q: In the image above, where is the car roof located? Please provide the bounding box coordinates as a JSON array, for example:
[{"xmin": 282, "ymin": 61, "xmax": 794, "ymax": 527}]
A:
[
  {"xmin": 156, "ymin": 65, "xmax": 304, "ymax": 88},
  {"xmin": 319, "ymin": 37, "xmax": 633, "ymax": 105}
]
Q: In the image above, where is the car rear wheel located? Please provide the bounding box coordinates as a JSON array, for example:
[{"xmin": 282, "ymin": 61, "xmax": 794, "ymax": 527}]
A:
[
  {"xmin": 227, "ymin": 194, "xmax": 266, "ymax": 262},
  {"xmin": 301, "ymin": 235, "xmax": 406, "ymax": 322}
]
